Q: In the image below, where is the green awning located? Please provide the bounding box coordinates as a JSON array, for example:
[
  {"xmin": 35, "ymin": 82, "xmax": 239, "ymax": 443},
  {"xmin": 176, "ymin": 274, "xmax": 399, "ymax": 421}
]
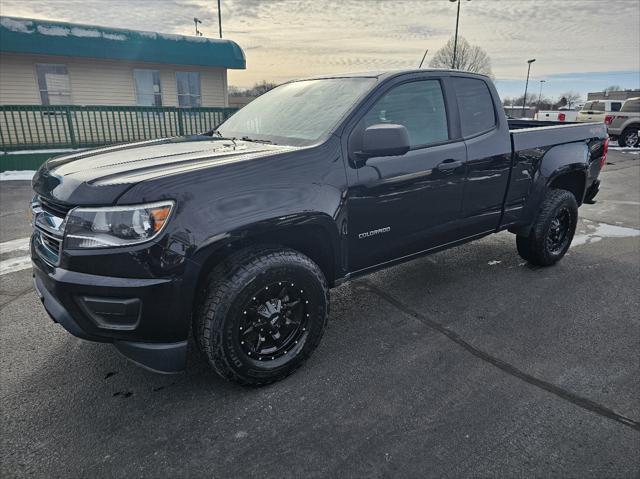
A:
[{"xmin": 0, "ymin": 16, "xmax": 245, "ymax": 69}]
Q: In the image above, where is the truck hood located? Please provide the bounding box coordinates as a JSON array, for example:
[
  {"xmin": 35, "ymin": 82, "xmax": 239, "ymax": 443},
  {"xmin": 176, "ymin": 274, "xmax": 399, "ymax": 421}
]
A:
[{"xmin": 32, "ymin": 136, "xmax": 296, "ymax": 205}]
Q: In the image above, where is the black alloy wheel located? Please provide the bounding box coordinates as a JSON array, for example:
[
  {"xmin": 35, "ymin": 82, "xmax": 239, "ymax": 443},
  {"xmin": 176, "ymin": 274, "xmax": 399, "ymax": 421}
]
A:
[
  {"xmin": 194, "ymin": 246, "xmax": 329, "ymax": 386},
  {"xmin": 546, "ymin": 207, "xmax": 572, "ymax": 255},
  {"xmin": 238, "ymin": 281, "xmax": 310, "ymax": 361}
]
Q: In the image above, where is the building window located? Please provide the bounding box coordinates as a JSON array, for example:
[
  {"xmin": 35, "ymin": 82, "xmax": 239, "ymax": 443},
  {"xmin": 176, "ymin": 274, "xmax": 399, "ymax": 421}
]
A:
[
  {"xmin": 176, "ymin": 72, "xmax": 201, "ymax": 107},
  {"xmin": 133, "ymin": 69, "xmax": 162, "ymax": 106},
  {"xmin": 36, "ymin": 64, "xmax": 71, "ymax": 105}
]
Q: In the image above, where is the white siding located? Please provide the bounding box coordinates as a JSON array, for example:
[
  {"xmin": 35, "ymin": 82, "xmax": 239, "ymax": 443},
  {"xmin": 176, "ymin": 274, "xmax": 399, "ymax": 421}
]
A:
[
  {"xmin": 0, "ymin": 52, "xmax": 228, "ymax": 107},
  {"xmin": 0, "ymin": 54, "xmax": 40, "ymax": 104}
]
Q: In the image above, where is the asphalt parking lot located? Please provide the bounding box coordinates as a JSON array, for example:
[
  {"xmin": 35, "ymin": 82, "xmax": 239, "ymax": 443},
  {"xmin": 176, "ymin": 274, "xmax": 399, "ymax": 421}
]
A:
[{"xmin": 1, "ymin": 148, "xmax": 639, "ymax": 478}]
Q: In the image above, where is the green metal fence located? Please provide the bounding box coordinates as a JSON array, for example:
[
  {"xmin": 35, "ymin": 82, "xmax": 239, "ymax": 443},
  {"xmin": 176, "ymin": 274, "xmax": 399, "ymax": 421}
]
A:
[{"xmin": 0, "ymin": 105, "xmax": 238, "ymax": 151}]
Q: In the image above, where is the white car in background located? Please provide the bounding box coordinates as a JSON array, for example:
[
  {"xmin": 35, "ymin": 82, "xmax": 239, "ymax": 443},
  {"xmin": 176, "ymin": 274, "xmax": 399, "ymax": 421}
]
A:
[{"xmin": 576, "ymin": 100, "xmax": 624, "ymax": 123}]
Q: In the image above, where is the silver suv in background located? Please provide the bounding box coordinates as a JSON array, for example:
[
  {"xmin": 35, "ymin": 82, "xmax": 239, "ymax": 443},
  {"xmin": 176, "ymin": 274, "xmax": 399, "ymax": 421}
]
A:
[
  {"xmin": 576, "ymin": 99, "xmax": 623, "ymax": 123},
  {"xmin": 606, "ymin": 98, "xmax": 640, "ymax": 147}
]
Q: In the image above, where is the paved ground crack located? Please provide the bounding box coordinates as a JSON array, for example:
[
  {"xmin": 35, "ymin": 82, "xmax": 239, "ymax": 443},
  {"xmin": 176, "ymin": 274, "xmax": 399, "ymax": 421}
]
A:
[
  {"xmin": 0, "ymin": 287, "xmax": 35, "ymax": 311},
  {"xmin": 358, "ymin": 279, "xmax": 640, "ymax": 432}
]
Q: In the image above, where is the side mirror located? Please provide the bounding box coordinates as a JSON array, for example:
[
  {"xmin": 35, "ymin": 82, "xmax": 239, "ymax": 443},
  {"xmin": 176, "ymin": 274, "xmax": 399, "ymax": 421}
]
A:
[{"xmin": 359, "ymin": 124, "xmax": 410, "ymax": 159}]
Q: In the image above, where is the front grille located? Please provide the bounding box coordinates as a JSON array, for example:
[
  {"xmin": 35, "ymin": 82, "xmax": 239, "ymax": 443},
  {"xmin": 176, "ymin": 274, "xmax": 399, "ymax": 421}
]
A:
[
  {"xmin": 32, "ymin": 196, "xmax": 70, "ymax": 266},
  {"xmin": 35, "ymin": 229, "xmax": 63, "ymax": 265},
  {"xmin": 40, "ymin": 231, "xmax": 62, "ymax": 253},
  {"xmin": 39, "ymin": 196, "xmax": 72, "ymax": 218}
]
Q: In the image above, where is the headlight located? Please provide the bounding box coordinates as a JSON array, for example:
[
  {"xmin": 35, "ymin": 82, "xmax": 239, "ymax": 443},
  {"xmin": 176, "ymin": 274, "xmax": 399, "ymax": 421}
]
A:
[{"xmin": 64, "ymin": 201, "xmax": 174, "ymax": 249}]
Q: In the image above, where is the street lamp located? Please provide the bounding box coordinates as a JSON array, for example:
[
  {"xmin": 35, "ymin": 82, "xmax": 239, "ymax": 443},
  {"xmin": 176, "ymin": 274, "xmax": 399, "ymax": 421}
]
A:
[
  {"xmin": 522, "ymin": 58, "xmax": 536, "ymax": 117},
  {"xmin": 538, "ymin": 79, "xmax": 546, "ymax": 109},
  {"xmin": 449, "ymin": 0, "xmax": 471, "ymax": 69},
  {"xmin": 217, "ymin": 0, "xmax": 223, "ymax": 38}
]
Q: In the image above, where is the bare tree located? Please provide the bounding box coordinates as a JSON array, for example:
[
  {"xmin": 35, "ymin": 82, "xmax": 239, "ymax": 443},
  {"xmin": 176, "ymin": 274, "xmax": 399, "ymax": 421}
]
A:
[
  {"xmin": 227, "ymin": 81, "xmax": 279, "ymax": 98},
  {"xmin": 429, "ymin": 36, "xmax": 493, "ymax": 77},
  {"xmin": 604, "ymin": 85, "xmax": 622, "ymax": 93},
  {"xmin": 252, "ymin": 81, "xmax": 278, "ymax": 96},
  {"xmin": 558, "ymin": 91, "xmax": 582, "ymax": 109}
]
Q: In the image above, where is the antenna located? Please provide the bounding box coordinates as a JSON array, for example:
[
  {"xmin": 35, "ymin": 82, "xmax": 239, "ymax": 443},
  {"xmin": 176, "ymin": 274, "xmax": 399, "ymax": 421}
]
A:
[
  {"xmin": 418, "ymin": 49, "xmax": 429, "ymax": 68},
  {"xmin": 194, "ymin": 17, "xmax": 203, "ymax": 36}
]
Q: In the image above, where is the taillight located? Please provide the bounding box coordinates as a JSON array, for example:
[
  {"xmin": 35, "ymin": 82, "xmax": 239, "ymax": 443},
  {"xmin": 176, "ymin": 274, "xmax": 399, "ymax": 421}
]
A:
[
  {"xmin": 558, "ymin": 113, "xmax": 566, "ymax": 121},
  {"xmin": 600, "ymin": 137, "xmax": 609, "ymax": 169},
  {"xmin": 604, "ymin": 115, "xmax": 614, "ymax": 125}
]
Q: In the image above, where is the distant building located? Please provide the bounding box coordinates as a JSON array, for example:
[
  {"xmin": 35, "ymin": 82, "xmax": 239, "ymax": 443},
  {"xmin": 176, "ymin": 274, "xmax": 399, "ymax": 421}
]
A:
[
  {"xmin": 587, "ymin": 89, "xmax": 640, "ymax": 102},
  {"xmin": 0, "ymin": 16, "xmax": 246, "ymax": 107}
]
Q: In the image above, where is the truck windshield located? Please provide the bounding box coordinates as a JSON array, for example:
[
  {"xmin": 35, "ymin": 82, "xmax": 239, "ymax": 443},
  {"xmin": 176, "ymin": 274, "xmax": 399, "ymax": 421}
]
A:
[{"xmin": 217, "ymin": 78, "xmax": 376, "ymax": 146}]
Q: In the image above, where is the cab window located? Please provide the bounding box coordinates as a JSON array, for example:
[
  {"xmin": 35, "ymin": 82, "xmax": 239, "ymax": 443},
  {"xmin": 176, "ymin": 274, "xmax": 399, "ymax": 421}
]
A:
[
  {"xmin": 360, "ymin": 80, "xmax": 449, "ymax": 148},
  {"xmin": 452, "ymin": 77, "xmax": 497, "ymax": 137},
  {"xmin": 620, "ymin": 99, "xmax": 639, "ymax": 112}
]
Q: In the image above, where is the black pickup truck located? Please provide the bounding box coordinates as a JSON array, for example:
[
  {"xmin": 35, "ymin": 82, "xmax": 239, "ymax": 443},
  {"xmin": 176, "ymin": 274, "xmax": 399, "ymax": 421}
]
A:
[{"xmin": 31, "ymin": 70, "xmax": 608, "ymax": 384}]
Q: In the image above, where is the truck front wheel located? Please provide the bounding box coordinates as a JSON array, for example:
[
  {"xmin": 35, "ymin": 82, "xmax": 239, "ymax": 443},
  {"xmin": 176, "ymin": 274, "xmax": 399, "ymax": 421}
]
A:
[
  {"xmin": 194, "ymin": 246, "xmax": 329, "ymax": 386},
  {"xmin": 516, "ymin": 189, "xmax": 578, "ymax": 266}
]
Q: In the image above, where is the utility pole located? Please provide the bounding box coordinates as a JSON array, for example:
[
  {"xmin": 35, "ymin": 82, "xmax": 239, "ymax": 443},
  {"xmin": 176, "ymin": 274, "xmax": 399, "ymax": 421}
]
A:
[
  {"xmin": 522, "ymin": 58, "xmax": 536, "ymax": 117},
  {"xmin": 538, "ymin": 79, "xmax": 546, "ymax": 109},
  {"xmin": 193, "ymin": 17, "xmax": 202, "ymax": 36},
  {"xmin": 217, "ymin": 0, "xmax": 223, "ymax": 38}
]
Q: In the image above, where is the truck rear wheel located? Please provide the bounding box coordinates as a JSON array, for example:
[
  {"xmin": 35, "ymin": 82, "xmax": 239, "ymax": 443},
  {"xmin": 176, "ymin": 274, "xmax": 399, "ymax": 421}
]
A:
[
  {"xmin": 194, "ymin": 246, "xmax": 329, "ymax": 386},
  {"xmin": 516, "ymin": 189, "xmax": 578, "ymax": 266}
]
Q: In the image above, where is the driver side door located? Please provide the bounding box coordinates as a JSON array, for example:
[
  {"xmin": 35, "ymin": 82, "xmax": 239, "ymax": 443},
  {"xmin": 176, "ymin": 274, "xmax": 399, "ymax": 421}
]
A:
[{"xmin": 345, "ymin": 75, "xmax": 467, "ymax": 273}]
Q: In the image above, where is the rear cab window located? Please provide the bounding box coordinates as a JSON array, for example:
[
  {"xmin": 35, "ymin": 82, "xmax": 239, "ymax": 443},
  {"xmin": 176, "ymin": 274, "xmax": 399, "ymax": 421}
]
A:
[
  {"xmin": 452, "ymin": 77, "xmax": 496, "ymax": 137},
  {"xmin": 583, "ymin": 101, "xmax": 605, "ymax": 112},
  {"xmin": 621, "ymin": 99, "xmax": 640, "ymax": 112}
]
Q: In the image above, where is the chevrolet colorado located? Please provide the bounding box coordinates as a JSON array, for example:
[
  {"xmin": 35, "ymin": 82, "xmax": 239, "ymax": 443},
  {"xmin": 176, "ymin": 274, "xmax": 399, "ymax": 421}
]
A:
[{"xmin": 30, "ymin": 70, "xmax": 608, "ymax": 385}]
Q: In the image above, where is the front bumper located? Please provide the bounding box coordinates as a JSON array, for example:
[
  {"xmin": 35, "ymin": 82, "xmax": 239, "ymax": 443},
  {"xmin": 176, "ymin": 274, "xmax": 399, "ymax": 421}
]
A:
[{"xmin": 31, "ymin": 245, "xmax": 189, "ymax": 374}]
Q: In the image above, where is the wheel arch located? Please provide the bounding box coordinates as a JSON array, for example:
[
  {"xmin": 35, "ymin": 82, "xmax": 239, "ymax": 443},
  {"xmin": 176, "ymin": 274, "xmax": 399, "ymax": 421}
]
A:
[
  {"xmin": 510, "ymin": 142, "xmax": 589, "ymax": 236},
  {"xmin": 191, "ymin": 213, "xmax": 342, "ymax": 294}
]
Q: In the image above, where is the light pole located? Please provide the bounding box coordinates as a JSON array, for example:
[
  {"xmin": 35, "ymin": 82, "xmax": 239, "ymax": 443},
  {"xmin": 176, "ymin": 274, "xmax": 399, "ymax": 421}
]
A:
[
  {"xmin": 522, "ymin": 58, "xmax": 536, "ymax": 117},
  {"xmin": 537, "ymin": 79, "xmax": 546, "ymax": 109},
  {"xmin": 449, "ymin": 0, "xmax": 470, "ymax": 69},
  {"xmin": 217, "ymin": 0, "xmax": 223, "ymax": 38}
]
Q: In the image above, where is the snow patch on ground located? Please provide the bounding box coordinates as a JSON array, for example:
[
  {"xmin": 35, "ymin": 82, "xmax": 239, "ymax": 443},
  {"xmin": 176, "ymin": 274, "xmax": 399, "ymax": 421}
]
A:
[
  {"xmin": 2, "ymin": 148, "xmax": 80, "ymax": 155},
  {"xmin": 487, "ymin": 260, "xmax": 501, "ymax": 265},
  {"xmin": 0, "ymin": 170, "xmax": 36, "ymax": 181},
  {"xmin": 572, "ymin": 221, "xmax": 640, "ymax": 247},
  {"xmin": 0, "ymin": 256, "xmax": 32, "ymax": 276}
]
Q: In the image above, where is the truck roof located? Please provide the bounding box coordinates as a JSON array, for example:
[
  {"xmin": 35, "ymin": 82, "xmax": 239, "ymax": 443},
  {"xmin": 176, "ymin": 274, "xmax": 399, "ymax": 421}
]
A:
[{"xmin": 291, "ymin": 69, "xmax": 491, "ymax": 82}]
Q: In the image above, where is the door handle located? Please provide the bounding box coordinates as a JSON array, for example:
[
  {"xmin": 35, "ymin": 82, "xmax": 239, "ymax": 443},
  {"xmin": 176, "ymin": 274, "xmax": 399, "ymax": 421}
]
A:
[{"xmin": 436, "ymin": 159, "xmax": 463, "ymax": 171}]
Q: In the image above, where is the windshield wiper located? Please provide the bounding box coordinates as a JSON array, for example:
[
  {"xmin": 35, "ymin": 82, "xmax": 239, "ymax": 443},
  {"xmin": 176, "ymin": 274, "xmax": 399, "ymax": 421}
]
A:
[{"xmin": 241, "ymin": 136, "xmax": 275, "ymax": 145}]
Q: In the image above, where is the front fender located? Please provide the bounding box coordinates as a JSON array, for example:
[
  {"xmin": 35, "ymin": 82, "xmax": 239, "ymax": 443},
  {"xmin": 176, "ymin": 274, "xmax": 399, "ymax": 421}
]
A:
[{"xmin": 191, "ymin": 211, "xmax": 342, "ymax": 265}]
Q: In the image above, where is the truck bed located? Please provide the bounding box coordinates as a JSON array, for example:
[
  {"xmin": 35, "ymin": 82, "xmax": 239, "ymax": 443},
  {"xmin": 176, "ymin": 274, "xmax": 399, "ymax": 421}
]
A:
[{"xmin": 508, "ymin": 120, "xmax": 606, "ymax": 152}]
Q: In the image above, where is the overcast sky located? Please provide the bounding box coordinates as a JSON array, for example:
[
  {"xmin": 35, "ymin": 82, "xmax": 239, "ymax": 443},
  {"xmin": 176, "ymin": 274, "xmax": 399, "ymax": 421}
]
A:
[{"xmin": 2, "ymin": 0, "xmax": 639, "ymax": 100}]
